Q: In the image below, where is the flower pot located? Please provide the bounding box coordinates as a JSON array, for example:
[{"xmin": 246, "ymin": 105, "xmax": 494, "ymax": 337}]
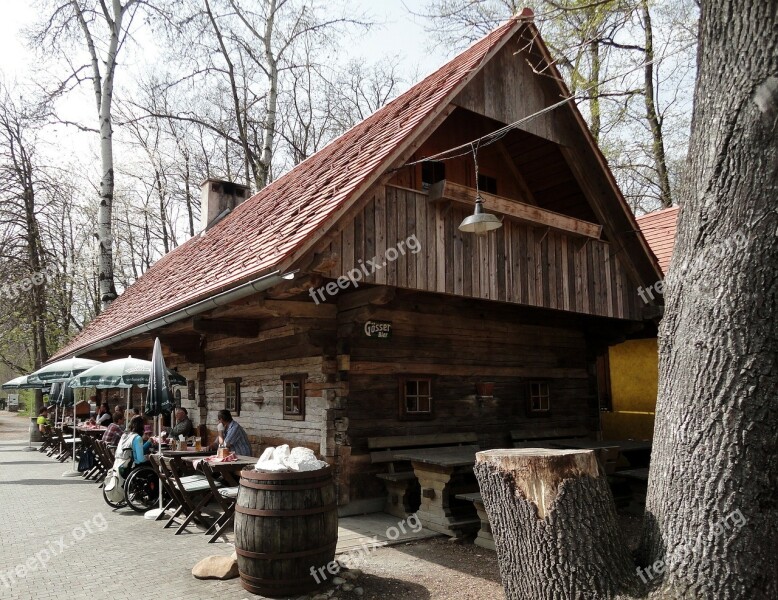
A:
[{"xmin": 476, "ymin": 382, "xmax": 494, "ymax": 397}]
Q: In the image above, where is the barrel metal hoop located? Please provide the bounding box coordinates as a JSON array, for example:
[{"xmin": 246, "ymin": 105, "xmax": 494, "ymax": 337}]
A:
[
  {"xmin": 239, "ymin": 479, "xmax": 331, "ymax": 491},
  {"xmin": 236, "ymin": 540, "xmax": 337, "ymax": 561},
  {"xmin": 235, "ymin": 503, "xmax": 337, "ymax": 517},
  {"xmin": 240, "ymin": 466, "xmax": 331, "ymax": 481}
]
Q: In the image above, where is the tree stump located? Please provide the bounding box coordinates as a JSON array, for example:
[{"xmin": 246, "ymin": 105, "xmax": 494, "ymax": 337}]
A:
[{"xmin": 475, "ymin": 449, "xmax": 644, "ymax": 600}]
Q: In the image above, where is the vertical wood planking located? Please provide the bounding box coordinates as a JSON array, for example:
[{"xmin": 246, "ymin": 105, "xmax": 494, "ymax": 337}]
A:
[
  {"xmin": 385, "ymin": 187, "xmax": 397, "ymax": 286},
  {"xmin": 435, "ymin": 204, "xmax": 445, "ymax": 292},
  {"xmin": 462, "ymin": 219, "xmax": 473, "ymax": 297},
  {"xmin": 415, "ymin": 191, "xmax": 427, "ymax": 290},
  {"xmin": 603, "ymin": 243, "xmax": 613, "ymax": 317},
  {"xmin": 561, "ymin": 235, "xmax": 570, "ymax": 311},
  {"xmin": 354, "ymin": 208, "xmax": 364, "ymax": 274},
  {"xmin": 396, "ymin": 191, "xmax": 407, "ymax": 288},
  {"xmin": 363, "ymin": 198, "xmax": 375, "ymax": 283},
  {"xmin": 406, "ymin": 191, "xmax": 417, "ymax": 289},
  {"xmin": 453, "ymin": 213, "xmax": 464, "ymax": 296},
  {"xmin": 374, "ymin": 188, "xmax": 387, "ymax": 285}
]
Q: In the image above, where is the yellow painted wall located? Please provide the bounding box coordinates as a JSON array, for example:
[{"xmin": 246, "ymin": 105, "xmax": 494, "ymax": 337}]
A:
[{"xmin": 601, "ymin": 338, "xmax": 657, "ymax": 440}]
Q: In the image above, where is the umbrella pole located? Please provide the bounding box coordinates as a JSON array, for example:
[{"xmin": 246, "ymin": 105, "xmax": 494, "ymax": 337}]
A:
[
  {"xmin": 62, "ymin": 421, "xmax": 81, "ymax": 477},
  {"xmin": 145, "ymin": 413, "xmax": 165, "ymax": 520}
]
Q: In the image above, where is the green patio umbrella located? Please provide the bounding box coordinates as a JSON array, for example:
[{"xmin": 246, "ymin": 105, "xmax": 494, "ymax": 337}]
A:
[
  {"xmin": 28, "ymin": 357, "xmax": 101, "ymax": 385},
  {"xmin": 1, "ymin": 375, "xmax": 44, "ymax": 389},
  {"xmin": 69, "ymin": 356, "xmax": 186, "ymax": 390}
]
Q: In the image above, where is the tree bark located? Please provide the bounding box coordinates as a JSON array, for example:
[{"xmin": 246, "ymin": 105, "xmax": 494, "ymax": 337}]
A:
[
  {"xmin": 475, "ymin": 449, "xmax": 644, "ymax": 599},
  {"xmin": 639, "ymin": 1, "xmax": 778, "ymax": 597}
]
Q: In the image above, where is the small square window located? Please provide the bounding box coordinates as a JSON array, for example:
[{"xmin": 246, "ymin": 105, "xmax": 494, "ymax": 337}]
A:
[
  {"xmin": 478, "ymin": 174, "xmax": 497, "ymax": 195},
  {"xmin": 528, "ymin": 382, "xmax": 550, "ymax": 414},
  {"xmin": 224, "ymin": 378, "xmax": 241, "ymax": 415},
  {"xmin": 400, "ymin": 377, "xmax": 433, "ymax": 419},
  {"xmin": 282, "ymin": 374, "xmax": 305, "ymax": 421},
  {"xmin": 421, "ymin": 161, "xmax": 445, "ymax": 189}
]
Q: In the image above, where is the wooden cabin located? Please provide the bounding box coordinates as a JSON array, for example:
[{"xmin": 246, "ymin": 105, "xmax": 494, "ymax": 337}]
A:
[{"xmin": 50, "ymin": 11, "xmax": 663, "ymax": 514}]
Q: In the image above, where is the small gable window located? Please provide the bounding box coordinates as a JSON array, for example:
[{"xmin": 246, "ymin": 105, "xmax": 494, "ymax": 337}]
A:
[
  {"xmin": 478, "ymin": 174, "xmax": 498, "ymax": 195},
  {"xmin": 422, "ymin": 161, "xmax": 446, "ymax": 190}
]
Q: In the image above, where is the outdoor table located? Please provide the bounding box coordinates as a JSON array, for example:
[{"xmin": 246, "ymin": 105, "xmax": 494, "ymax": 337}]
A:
[
  {"xmin": 161, "ymin": 448, "xmax": 215, "ymax": 458},
  {"xmin": 181, "ymin": 454, "xmax": 256, "ymax": 485},
  {"xmin": 550, "ymin": 438, "xmax": 652, "ymax": 468},
  {"xmin": 394, "ymin": 446, "xmax": 481, "ymax": 537}
]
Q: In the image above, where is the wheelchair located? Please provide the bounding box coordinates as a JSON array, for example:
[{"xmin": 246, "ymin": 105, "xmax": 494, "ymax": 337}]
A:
[{"xmin": 103, "ymin": 460, "xmax": 168, "ymax": 513}]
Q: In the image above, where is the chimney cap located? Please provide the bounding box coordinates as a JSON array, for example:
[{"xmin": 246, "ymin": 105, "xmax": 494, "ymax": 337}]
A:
[{"xmin": 200, "ymin": 177, "xmax": 252, "ymax": 192}]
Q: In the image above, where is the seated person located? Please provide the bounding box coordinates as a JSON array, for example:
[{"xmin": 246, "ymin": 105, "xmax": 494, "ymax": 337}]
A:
[
  {"xmin": 95, "ymin": 403, "xmax": 112, "ymax": 426},
  {"xmin": 37, "ymin": 407, "xmax": 51, "ymax": 434},
  {"xmin": 209, "ymin": 409, "xmax": 251, "ymax": 456},
  {"xmin": 116, "ymin": 416, "xmax": 148, "ymax": 474},
  {"xmin": 170, "ymin": 407, "xmax": 194, "ymax": 439},
  {"xmin": 102, "ymin": 413, "xmax": 126, "ymax": 445}
]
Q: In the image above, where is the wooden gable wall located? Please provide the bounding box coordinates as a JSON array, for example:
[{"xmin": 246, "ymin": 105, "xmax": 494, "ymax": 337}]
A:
[{"xmin": 316, "ymin": 184, "xmax": 641, "ymax": 321}]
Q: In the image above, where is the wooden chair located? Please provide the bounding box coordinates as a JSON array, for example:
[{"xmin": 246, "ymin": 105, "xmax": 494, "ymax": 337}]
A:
[
  {"xmin": 160, "ymin": 456, "xmax": 221, "ymax": 535},
  {"xmin": 200, "ymin": 460, "xmax": 239, "ymax": 543}
]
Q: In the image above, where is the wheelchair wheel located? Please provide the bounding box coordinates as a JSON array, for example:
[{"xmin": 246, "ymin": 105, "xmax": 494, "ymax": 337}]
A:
[
  {"xmin": 124, "ymin": 467, "xmax": 160, "ymax": 513},
  {"xmin": 103, "ymin": 483, "xmax": 127, "ymax": 509}
]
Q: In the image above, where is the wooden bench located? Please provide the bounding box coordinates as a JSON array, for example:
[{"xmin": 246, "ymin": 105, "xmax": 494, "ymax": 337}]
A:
[
  {"xmin": 455, "ymin": 492, "xmax": 494, "ymax": 550},
  {"xmin": 368, "ymin": 432, "xmax": 479, "ymax": 519}
]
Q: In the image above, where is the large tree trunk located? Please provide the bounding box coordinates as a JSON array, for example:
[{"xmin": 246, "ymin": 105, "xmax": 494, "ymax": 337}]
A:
[
  {"xmin": 639, "ymin": 1, "xmax": 778, "ymax": 598},
  {"xmin": 475, "ymin": 449, "xmax": 644, "ymax": 599}
]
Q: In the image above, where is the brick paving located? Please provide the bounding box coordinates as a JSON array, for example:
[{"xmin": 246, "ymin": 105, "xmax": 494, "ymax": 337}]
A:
[
  {"xmin": 0, "ymin": 436, "xmax": 243, "ymax": 600},
  {"xmin": 0, "ymin": 412, "xmax": 440, "ymax": 600}
]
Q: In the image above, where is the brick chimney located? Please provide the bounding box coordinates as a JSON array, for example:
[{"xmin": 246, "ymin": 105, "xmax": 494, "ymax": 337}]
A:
[{"xmin": 199, "ymin": 178, "xmax": 252, "ymax": 232}]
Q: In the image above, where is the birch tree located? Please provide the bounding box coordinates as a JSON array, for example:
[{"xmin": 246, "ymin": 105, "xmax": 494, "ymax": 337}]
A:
[{"xmin": 31, "ymin": 0, "xmax": 160, "ymax": 310}]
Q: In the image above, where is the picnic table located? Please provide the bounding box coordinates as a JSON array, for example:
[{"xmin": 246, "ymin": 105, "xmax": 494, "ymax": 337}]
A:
[
  {"xmin": 394, "ymin": 446, "xmax": 480, "ymax": 537},
  {"xmin": 550, "ymin": 438, "xmax": 652, "ymax": 468}
]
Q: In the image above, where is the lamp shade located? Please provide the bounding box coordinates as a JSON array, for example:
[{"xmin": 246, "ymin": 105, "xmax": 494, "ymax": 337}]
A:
[{"xmin": 458, "ymin": 196, "xmax": 502, "ymax": 234}]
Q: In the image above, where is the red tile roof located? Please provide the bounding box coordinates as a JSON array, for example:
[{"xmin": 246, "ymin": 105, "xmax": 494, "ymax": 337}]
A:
[
  {"xmin": 52, "ymin": 15, "xmax": 529, "ymax": 360},
  {"xmin": 636, "ymin": 206, "xmax": 679, "ymax": 275}
]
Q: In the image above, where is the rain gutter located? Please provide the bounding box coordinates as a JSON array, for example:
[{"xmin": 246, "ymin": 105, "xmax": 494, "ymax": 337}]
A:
[{"xmin": 72, "ymin": 269, "xmax": 290, "ymax": 358}]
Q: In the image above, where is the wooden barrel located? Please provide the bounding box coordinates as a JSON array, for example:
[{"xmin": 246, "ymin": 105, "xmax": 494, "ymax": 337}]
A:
[{"xmin": 234, "ymin": 466, "xmax": 338, "ymax": 597}]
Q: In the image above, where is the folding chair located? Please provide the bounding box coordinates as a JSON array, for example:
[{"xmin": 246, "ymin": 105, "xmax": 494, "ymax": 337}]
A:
[
  {"xmin": 160, "ymin": 456, "xmax": 221, "ymax": 535},
  {"xmin": 200, "ymin": 460, "xmax": 240, "ymax": 543}
]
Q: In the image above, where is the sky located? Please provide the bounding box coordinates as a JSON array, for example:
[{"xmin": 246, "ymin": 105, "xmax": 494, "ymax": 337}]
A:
[{"xmin": 0, "ymin": 0, "xmax": 451, "ymax": 170}]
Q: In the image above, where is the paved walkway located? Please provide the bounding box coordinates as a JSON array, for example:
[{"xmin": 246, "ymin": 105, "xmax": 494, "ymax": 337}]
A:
[{"xmin": 0, "ymin": 414, "xmax": 438, "ymax": 600}]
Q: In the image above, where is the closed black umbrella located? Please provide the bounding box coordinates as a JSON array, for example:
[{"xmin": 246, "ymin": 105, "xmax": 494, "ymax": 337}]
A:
[{"xmin": 145, "ymin": 338, "xmax": 173, "ymax": 418}]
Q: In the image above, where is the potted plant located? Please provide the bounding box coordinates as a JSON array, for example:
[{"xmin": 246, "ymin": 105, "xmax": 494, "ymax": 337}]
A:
[{"xmin": 475, "ymin": 382, "xmax": 495, "ymax": 397}]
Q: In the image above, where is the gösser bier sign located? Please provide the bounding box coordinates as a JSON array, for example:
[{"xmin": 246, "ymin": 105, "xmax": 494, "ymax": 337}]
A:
[{"xmin": 364, "ymin": 320, "xmax": 392, "ymax": 339}]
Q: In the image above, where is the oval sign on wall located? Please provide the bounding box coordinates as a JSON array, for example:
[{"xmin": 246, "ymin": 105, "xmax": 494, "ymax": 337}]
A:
[{"xmin": 364, "ymin": 320, "xmax": 392, "ymax": 339}]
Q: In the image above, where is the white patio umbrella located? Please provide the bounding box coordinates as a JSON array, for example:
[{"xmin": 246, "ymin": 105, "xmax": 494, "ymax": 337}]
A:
[
  {"xmin": 28, "ymin": 357, "xmax": 102, "ymax": 476},
  {"xmin": 2, "ymin": 375, "xmax": 46, "ymax": 452}
]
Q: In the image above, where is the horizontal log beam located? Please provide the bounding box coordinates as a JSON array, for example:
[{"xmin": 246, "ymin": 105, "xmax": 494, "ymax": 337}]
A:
[
  {"xmin": 428, "ymin": 180, "xmax": 603, "ymax": 239},
  {"xmin": 192, "ymin": 317, "xmax": 260, "ymax": 338}
]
